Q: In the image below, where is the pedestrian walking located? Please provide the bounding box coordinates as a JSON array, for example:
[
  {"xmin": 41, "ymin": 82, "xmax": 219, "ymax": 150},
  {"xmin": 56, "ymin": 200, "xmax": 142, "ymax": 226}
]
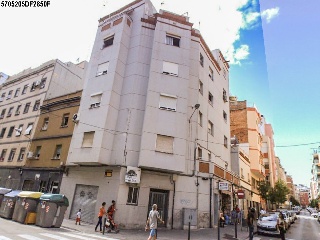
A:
[
  {"xmin": 75, "ymin": 209, "xmax": 81, "ymax": 225},
  {"xmin": 95, "ymin": 202, "xmax": 106, "ymax": 232},
  {"xmin": 277, "ymin": 212, "xmax": 286, "ymax": 240},
  {"xmin": 247, "ymin": 208, "xmax": 255, "ymax": 240},
  {"xmin": 231, "ymin": 208, "xmax": 237, "ymax": 225},
  {"xmin": 146, "ymin": 204, "xmax": 164, "ymax": 240}
]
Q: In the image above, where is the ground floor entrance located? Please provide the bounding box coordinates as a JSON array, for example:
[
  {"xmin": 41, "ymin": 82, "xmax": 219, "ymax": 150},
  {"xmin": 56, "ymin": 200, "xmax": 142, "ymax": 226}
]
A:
[{"xmin": 148, "ymin": 189, "xmax": 169, "ymax": 228}]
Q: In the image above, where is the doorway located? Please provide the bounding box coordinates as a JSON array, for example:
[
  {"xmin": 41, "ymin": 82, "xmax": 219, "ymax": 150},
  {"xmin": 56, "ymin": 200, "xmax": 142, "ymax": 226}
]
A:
[{"xmin": 148, "ymin": 189, "xmax": 169, "ymax": 228}]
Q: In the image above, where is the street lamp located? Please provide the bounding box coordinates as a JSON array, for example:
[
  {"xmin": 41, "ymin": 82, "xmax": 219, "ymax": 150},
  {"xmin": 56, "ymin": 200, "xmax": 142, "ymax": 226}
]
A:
[{"xmin": 188, "ymin": 103, "xmax": 200, "ymax": 123}]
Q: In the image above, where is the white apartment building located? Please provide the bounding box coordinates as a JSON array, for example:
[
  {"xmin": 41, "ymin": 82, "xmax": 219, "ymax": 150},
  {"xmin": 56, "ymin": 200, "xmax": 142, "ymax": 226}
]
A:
[
  {"xmin": 60, "ymin": 0, "xmax": 233, "ymax": 229},
  {"xmin": 0, "ymin": 60, "xmax": 85, "ymax": 191}
]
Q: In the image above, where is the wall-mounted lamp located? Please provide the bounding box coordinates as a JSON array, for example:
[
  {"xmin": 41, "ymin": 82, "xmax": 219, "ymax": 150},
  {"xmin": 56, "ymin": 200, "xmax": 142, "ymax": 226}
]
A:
[
  {"xmin": 105, "ymin": 170, "xmax": 113, "ymax": 177},
  {"xmin": 189, "ymin": 104, "xmax": 200, "ymax": 123},
  {"xmin": 19, "ymin": 168, "xmax": 23, "ymax": 175}
]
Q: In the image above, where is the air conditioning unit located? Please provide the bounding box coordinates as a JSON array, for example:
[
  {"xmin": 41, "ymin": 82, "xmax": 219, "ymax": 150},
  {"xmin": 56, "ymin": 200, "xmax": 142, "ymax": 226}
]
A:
[
  {"xmin": 72, "ymin": 113, "xmax": 80, "ymax": 123},
  {"xmin": 27, "ymin": 152, "xmax": 34, "ymax": 159}
]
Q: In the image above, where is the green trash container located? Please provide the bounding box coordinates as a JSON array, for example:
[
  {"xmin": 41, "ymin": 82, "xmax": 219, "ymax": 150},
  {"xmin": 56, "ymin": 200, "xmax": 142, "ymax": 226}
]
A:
[
  {"xmin": 0, "ymin": 190, "xmax": 21, "ymax": 219},
  {"xmin": 36, "ymin": 194, "xmax": 69, "ymax": 228},
  {"xmin": 12, "ymin": 191, "xmax": 43, "ymax": 223},
  {"xmin": 0, "ymin": 188, "xmax": 12, "ymax": 209}
]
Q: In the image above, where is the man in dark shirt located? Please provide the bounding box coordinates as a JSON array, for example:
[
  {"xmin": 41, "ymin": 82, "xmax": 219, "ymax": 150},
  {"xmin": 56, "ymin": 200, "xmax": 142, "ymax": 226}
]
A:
[{"xmin": 247, "ymin": 208, "xmax": 255, "ymax": 240}]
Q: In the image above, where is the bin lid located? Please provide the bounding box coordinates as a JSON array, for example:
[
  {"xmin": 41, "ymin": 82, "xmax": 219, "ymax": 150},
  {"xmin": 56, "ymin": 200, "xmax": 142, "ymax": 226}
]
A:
[
  {"xmin": 0, "ymin": 188, "xmax": 12, "ymax": 195},
  {"xmin": 4, "ymin": 190, "xmax": 22, "ymax": 198},
  {"xmin": 18, "ymin": 191, "xmax": 43, "ymax": 199},
  {"xmin": 40, "ymin": 194, "xmax": 69, "ymax": 206}
]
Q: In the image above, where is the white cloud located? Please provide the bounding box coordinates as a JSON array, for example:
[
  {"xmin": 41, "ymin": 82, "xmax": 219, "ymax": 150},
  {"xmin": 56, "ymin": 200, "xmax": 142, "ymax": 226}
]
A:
[{"xmin": 261, "ymin": 7, "xmax": 280, "ymax": 23}]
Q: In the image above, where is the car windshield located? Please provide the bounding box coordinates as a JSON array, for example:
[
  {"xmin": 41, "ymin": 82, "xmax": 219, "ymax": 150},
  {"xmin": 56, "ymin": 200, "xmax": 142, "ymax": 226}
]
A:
[{"xmin": 259, "ymin": 213, "xmax": 278, "ymax": 221}]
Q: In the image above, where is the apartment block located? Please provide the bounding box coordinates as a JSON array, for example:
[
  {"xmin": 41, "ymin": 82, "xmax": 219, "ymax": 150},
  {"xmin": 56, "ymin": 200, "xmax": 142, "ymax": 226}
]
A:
[
  {"xmin": 0, "ymin": 60, "xmax": 86, "ymax": 191},
  {"xmin": 60, "ymin": 0, "xmax": 235, "ymax": 229}
]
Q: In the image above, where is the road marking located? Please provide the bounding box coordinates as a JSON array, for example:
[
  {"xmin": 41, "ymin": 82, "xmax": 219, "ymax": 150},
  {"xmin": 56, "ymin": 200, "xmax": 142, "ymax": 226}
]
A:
[
  {"xmin": 18, "ymin": 235, "xmax": 45, "ymax": 240},
  {"xmin": 58, "ymin": 232, "xmax": 102, "ymax": 240},
  {"xmin": 72, "ymin": 232, "xmax": 120, "ymax": 240},
  {"xmin": 40, "ymin": 233, "xmax": 72, "ymax": 240},
  {"xmin": 0, "ymin": 236, "xmax": 12, "ymax": 240}
]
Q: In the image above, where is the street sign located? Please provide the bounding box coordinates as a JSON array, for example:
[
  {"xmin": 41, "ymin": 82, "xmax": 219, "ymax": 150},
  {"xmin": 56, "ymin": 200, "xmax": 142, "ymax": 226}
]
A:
[
  {"xmin": 218, "ymin": 182, "xmax": 229, "ymax": 191},
  {"xmin": 237, "ymin": 190, "xmax": 245, "ymax": 199}
]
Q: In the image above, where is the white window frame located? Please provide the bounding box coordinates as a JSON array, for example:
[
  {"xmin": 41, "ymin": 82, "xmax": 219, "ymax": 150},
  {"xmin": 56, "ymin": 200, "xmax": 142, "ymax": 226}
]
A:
[
  {"xmin": 25, "ymin": 123, "xmax": 33, "ymax": 135},
  {"xmin": 90, "ymin": 93, "xmax": 102, "ymax": 109},
  {"xmin": 156, "ymin": 134, "xmax": 174, "ymax": 154},
  {"xmin": 96, "ymin": 62, "xmax": 109, "ymax": 76},
  {"xmin": 163, "ymin": 61, "xmax": 179, "ymax": 76},
  {"xmin": 159, "ymin": 94, "xmax": 177, "ymax": 111},
  {"xmin": 165, "ymin": 34, "xmax": 180, "ymax": 47}
]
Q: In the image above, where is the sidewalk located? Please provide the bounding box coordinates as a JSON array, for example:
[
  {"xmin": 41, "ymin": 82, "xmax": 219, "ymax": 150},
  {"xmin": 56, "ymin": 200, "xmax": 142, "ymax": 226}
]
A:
[{"xmin": 61, "ymin": 219, "xmax": 251, "ymax": 240}]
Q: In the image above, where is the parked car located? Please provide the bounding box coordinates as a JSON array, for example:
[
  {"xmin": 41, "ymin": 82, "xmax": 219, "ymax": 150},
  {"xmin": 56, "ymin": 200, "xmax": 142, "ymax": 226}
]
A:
[
  {"xmin": 281, "ymin": 211, "xmax": 291, "ymax": 229},
  {"xmin": 257, "ymin": 213, "xmax": 280, "ymax": 236},
  {"xmin": 311, "ymin": 211, "xmax": 318, "ymax": 218},
  {"xmin": 288, "ymin": 210, "xmax": 297, "ymax": 221}
]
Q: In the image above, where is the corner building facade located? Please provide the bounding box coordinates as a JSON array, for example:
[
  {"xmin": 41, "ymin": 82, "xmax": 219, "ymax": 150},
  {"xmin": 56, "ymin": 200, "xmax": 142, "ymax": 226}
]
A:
[{"xmin": 61, "ymin": 0, "xmax": 234, "ymax": 228}]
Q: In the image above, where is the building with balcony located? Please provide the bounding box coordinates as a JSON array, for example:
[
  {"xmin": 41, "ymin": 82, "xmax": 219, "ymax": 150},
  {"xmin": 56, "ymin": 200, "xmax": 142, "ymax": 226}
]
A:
[
  {"xmin": 60, "ymin": 0, "xmax": 234, "ymax": 229},
  {"xmin": 0, "ymin": 60, "xmax": 86, "ymax": 191}
]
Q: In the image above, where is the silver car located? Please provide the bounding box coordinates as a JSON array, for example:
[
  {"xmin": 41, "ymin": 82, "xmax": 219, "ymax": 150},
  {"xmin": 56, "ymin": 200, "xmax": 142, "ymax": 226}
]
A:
[{"xmin": 257, "ymin": 213, "xmax": 280, "ymax": 236}]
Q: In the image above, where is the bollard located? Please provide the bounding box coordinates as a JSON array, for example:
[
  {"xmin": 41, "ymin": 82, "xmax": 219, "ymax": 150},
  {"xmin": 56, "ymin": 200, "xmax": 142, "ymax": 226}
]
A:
[
  {"xmin": 102, "ymin": 217, "xmax": 106, "ymax": 235},
  {"xmin": 188, "ymin": 221, "xmax": 191, "ymax": 240},
  {"xmin": 235, "ymin": 218, "xmax": 237, "ymax": 239},
  {"xmin": 218, "ymin": 219, "xmax": 220, "ymax": 240}
]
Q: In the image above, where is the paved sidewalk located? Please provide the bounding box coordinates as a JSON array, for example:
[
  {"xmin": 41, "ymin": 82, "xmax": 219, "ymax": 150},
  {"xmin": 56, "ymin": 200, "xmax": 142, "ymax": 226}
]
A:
[{"xmin": 61, "ymin": 219, "xmax": 251, "ymax": 240}]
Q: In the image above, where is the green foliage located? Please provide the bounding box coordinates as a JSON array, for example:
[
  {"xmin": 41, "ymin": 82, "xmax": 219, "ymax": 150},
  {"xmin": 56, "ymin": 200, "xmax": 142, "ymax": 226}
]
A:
[
  {"xmin": 310, "ymin": 199, "xmax": 319, "ymax": 208},
  {"xmin": 257, "ymin": 180, "xmax": 271, "ymax": 202},
  {"xmin": 289, "ymin": 196, "xmax": 300, "ymax": 206},
  {"xmin": 262, "ymin": 180, "xmax": 290, "ymax": 208}
]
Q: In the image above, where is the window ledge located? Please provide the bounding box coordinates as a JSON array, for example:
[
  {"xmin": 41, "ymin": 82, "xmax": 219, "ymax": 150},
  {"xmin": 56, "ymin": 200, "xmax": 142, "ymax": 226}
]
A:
[
  {"xmin": 155, "ymin": 150, "xmax": 173, "ymax": 155},
  {"xmin": 126, "ymin": 203, "xmax": 138, "ymax": 206}
]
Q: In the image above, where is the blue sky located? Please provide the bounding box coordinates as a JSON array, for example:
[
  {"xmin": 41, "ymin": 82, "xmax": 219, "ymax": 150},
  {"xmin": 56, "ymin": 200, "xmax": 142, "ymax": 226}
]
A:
[{"xmin": 0, "ymin": 0, "xmax": 317, "ymax": 186}]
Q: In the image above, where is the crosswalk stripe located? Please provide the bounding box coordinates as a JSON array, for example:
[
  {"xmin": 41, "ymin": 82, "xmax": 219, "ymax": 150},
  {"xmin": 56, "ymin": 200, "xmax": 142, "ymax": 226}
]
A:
[
  {"xmin": 0, "ymin": 236, "xmax": 12, "ymax": 240},
  {"xmin": 18, "ymin": 235, "xmax": 45, "ymax": 240},
  {"xmin": 58, "ymin": 232, "xmax": 97, "ymax": 240},
  {"xmin": 74, "ymin": 232, "xmax": 120, "ymax": 240},
  {"xmin": 40, "ymin": 233, "xmax": 72, "ymax": 240}
]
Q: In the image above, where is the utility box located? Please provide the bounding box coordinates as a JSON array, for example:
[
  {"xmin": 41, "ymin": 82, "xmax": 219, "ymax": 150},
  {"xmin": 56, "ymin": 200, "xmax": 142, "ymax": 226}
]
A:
[
  {"xmin": 12, "ymin": 191, "xmax": 42, "ymax": 223},
  {"xmin": 183, "ymin": 208, "xmax": 197, "ymax": 229}
]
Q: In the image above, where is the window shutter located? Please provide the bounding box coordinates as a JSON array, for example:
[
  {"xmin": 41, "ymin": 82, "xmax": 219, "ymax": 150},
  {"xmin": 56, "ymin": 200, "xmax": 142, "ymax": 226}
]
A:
[
  {"xmin": 97, "ymin": 62, "xmax": 109, "ymax": 76},
  {"xmin": 82, "ymin": 132, "xmax": 95, "ymax": 147},
  {"xmin": 163, "ymin": 61, "xmax": 178, "ymax": 76},
  {"xmin": 156, "ymin": 135, "xmax": 173, "ymax": 153},
  {"xmin": 159, "ymin": 95, "xmax": 177, "ymax": 111},
  {"xmin": 24, "ymin": 124, "xmax": 33, "ymax": 135}
]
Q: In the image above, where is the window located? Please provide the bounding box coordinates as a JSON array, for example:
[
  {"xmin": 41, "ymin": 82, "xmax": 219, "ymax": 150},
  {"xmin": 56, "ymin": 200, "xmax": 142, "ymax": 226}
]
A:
[
  {"xmin": 7, "ymin": 126, "xmax": 15, "ymax": 138},
  {"xmin": 0, "ymin": 92, "xmax": 5, "ymax": 101},
  {"xmin": 35, "ymin": 146, "xmax": 41, "ymax": 158},
  {"xmin": 8, "ymin": 148, "xmax": 16, "ymax": 162},
  {"xmin": 14, "ymin": 88, "xmax": 20, "ymax": 97},
  {"xmin": 208, "ymin": 153, "xmax": 211, "ymax": 161},
  {"xmin": 0, "ymin": 149, "xmax": 7, "ymax": 162},
  {"xmin": 61, "ymin": 113, "xmax": 69, "ymax": 127},
  {"xmin": 16, "ymin": 124, "xmax": 23, "ymax": 136},
  {"xmin": 223, "ymin": 111, "xmax": 227, "ymax": 122},
  {"xmin": 209, "ymin": 66, "xmax": 213, "ymax": 80},
  {"xmin": 165, "ymin": 34, "xmax": 180, "ymax": 47},
  {"xmin": 15, "ymin": 105, "xmax": 21, "ymax": 115},
  {"xmin": 127, "ymin": 187, "xmax": 139, "ymax": 205},
  {"xmin": 198, "ymin": 147, "xmax": 202, "ymax": 159},
  {"xmin": 103, "ymin": 35, "xmax": 114, "ymax": 48},
  {"xmin": 241, "ymin": 168, "xmax": 244, "ymax": 179},
  {"xmin": 40, "ymin": 78, "xmax": 47, "ymax": 89},
  {"xmin": 248, "ymin": 173, "xmax": 250, "ymax": 183},
  {"xmin": 7, "ymin": 90, "xmax": 13, "ymax": 99},
  {"xmin": 53, "ymin": 145, "xmax": 62, "ymax": 159},
  {"xmin": 199, "ymin": 81, "xmax": 203, "ymax": 95},
  {"xmin": 199, "ymin": 111, "xmax": 203, "ymax": 127},
  {"xmin": 25, "ymin": 123, "xmax": 33, "ymax": 135},
  {"xmin": 49, "ymin": 181, "xmax": 59, "ymax": 193},
  {"xmin": 0, "ymin": 109, "xmax": 5, "ymax": 119},
  {"xmin": 156, "ymin": 135, "xmax": 174, "ymax": 154},
  {"xmin": 223, "ymin": 89, "xmax": 227, "ymax": 102},
  {"xmin": 41, "ymin": 118, "xmax": 49, "ymax": 130},
  {"xmin": 96, "ymin": 62, "xmax": 109, "ymax": 76},
  {"xmin": 33, "ymin": 100, "xmax": 40, "ymax": 111},
  {"xmin": 82, "ymin": 132, "xmax": 95, "ymax": 148},
  {"xmin": 208, "ymin": 92, "xmax": 213, "ymax": 105},
  {"xmin": 224, "ymin": 136, "xmax": 228, "ymax": 148},
  {"xmin": 200, "ymin": 53, "xmax": 204, "ymax": 67},
  {"xmin": 90, "ymin": 93, "xmax": 102, "ymax": 108},
  {"xmin": 23, "ymin": 102, "xmax": 31, "ymax": 113},
  {"xmin": 208, "ymin": 121, "xmax": 213, "ymax": 135},
  {"xmin": 0, "ymin": 128, "xmax": 6, "ymax": 138},
  {"xmin": 163, "ymin": 61, "xmax": 178, "ymax": 76},
  {"xmin": 159, "ymin": 94, "xmax": 177, "ymax": 111},
  {"xmin": 22, "ymin": 180, "xmax": 34, "ymax": 191},
  {"xmin": 22, "ymin": 84, "xmax": 28, "ymax": 94},
  {"xmin": 18, "ymin": 148, "xmax": 26, "ymax": 161},
  {"xmin": 7, "ymin": 107, "xmax": 14, "ymax": 117},
  {"xmin": 30, "ymin": 81, "xmax": 38, "ymax": 91},
  {"xmin": 38, "ymin": 181, "xmax": 47, "ymax": 192}
]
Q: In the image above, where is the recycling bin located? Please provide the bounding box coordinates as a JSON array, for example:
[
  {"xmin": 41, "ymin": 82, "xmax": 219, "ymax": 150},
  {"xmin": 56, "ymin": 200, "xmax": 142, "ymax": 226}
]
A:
[
  {"xmin": 36, "ymin": 194, "xmax": 69, "ymax": 228},
  {"xmin": 0, "ymin": 190, "xmax": 21, "ymax": 219},
  {"xmin": 12, "ymin": 191, "xmax": 42, "ymax": 223},
  {"xmin": 0, "ymin": 188, "xmax": 12, "ymax": 208}
]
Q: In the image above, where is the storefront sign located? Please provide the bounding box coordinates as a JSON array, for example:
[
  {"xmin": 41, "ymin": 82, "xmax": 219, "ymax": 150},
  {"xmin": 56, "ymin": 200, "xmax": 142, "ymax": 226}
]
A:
[{"xmin": 218, "ymin": 182, "xmax": 229, "ymax": 191}]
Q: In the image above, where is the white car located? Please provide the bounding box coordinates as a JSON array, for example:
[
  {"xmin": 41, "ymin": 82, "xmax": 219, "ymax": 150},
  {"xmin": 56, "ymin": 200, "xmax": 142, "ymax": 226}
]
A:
[
  {"xmin": 257, "ymin": 213, "xmax": 280, "ymax": 236},
  {"xmin": 311, "ymin": 211, "xmax": 318, "ymax": 218}
]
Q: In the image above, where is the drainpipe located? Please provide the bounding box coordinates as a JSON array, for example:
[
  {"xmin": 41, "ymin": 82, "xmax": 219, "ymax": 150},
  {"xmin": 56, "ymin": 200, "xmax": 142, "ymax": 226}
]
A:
[
  {"xmin": 209, "ymin": 177, "xmax": 212, "ymax": 228},
  {"xmin": 171, "ymin": 178, "xmax": 176, "ymax": 229}
]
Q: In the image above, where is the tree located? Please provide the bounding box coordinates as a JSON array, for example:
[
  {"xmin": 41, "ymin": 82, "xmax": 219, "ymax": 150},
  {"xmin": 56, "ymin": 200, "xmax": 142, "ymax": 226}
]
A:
[
  {"xmin": 257, "ymin": 180, "xmax": 271, "ymax": 208},
  {"xmin": 271, "ymin": 180, "xmax": 290, "ymax": 208},
  {"xmin": 310, "ymin": 199, "xmax": 319, "ymax": 208},
  {"xmin": 289, "ymin": 196, "xmax": 300, "ymax": 207}
]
